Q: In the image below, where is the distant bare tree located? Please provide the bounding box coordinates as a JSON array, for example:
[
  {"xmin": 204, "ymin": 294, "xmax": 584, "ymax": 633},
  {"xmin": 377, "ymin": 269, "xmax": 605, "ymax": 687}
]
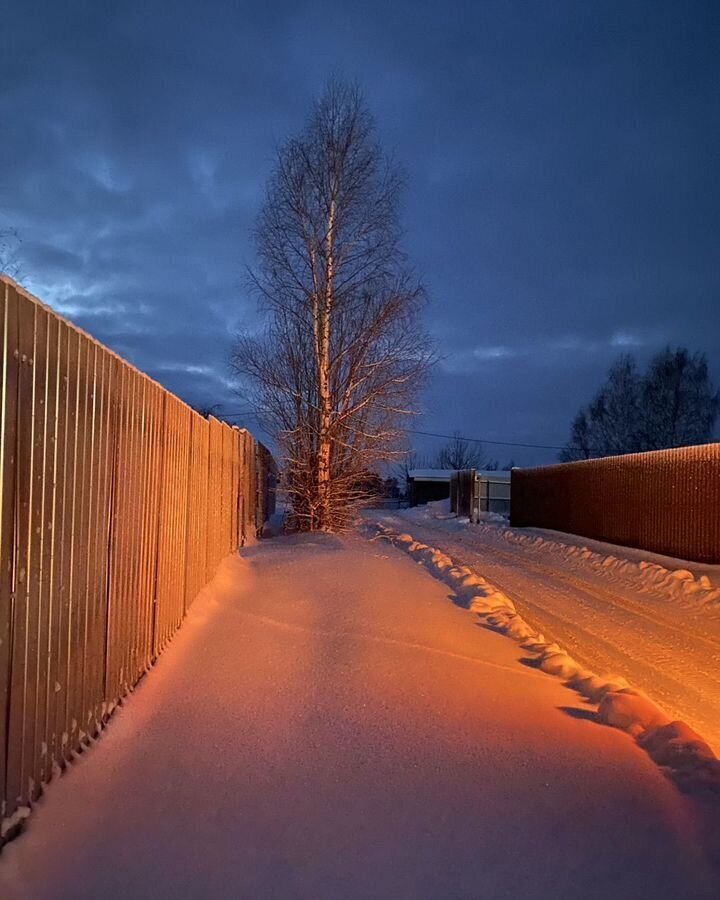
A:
[
  {"xmin": 433, "ymin": 432, "xmax": 495, "ymax": 470},
  {"xmin": 560, "ymin": 348, "xmax": 719, "ymax": 460},
  {"xmin": 232, "ymin": 79, "xmax": 432, "ymax": 531},
  {"xmin": 559, "ymin": 410, "xmax": 595, "ymax": 462},
  {"xmin": 641, "ymin": 348, "xmax": 720, "ymax": 450},
  {"xmin": 394, "ymin": 449, "xmax": 427, "ymax": 497},
  {"xmin": 194, "ymin": 403, "xmax": 223, "ymax": 419},
  {"xmin": 0, "ymin": 227, "xmax": 22, "ymax": 283}
]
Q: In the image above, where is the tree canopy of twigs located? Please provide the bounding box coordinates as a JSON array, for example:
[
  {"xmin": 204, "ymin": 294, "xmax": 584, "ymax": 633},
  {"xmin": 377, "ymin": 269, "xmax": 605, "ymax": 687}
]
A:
[
  {"xmin": 560, "ymin": 347, "xmax": 720, "ymax": 461},
  {"xmin": 232, "ymin": 79, "xmax": 432, "ymax": 531},
  {"xmin": 0, "ymin": 227, "xmax": 22, "ymax": 283},
  {"xmin": 431, "ymin": 432, "xmax": 498, "ymax": 471}
]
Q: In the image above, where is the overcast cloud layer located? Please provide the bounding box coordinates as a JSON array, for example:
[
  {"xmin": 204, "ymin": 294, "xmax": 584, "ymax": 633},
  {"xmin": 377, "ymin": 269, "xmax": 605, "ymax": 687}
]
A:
[{"xmin": 1, "ymin": 0, "xmax": 718, "ymax": 464}]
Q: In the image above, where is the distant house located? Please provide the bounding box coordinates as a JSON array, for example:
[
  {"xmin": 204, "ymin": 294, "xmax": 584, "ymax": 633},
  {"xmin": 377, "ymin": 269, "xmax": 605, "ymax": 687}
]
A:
[{"xmin": 407, "ymin": 469, "xmax": 455, "ymax": 506}]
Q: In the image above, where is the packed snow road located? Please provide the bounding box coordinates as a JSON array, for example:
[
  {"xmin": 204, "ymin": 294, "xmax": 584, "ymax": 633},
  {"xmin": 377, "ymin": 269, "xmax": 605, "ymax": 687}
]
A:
[
  {"xmin": 1, "ymin": 533, "xmax": 717, "ymax": 899},
  {"xmin": 373, "ymin": 505, "xmax": 720, "ymax": 754}
]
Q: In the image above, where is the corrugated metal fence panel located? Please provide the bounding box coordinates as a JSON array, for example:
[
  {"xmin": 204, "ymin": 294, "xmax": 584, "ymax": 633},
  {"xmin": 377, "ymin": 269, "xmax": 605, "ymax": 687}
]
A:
[
  {"xmin": 0, "ymin": 275, "xmax": 274, "ymax": 840},
  {"xmin": 510, "ymin": 444, "xmax": 720, "ymax": 564}
]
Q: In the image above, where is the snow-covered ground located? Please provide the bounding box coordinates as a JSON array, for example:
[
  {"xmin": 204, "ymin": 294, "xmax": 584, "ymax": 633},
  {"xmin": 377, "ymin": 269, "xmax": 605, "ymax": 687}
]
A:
[
  {"xmin": 1, "ymin": 534, "xmax": 718, "ymax": 898},
  {"xmin": 370, "ymin": 501, "xmax": 720, "ymax": 757}
]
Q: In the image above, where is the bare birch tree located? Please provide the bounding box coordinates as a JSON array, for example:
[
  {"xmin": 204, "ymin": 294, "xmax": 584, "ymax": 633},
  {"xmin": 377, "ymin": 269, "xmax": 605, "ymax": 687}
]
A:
[{"xmin": 233, "ymin": 79, "xmax": 432, "ymax": 530}]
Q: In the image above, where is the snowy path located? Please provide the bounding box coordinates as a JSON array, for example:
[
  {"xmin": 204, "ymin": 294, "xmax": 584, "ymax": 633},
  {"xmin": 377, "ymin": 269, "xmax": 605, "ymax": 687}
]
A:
[
  {"xmin": 375, "ymin": 508, "xmax": 720, "ymax": 755},
  {"xmin": 1, "ymin": 534, "xmax": 718, "ymax": 899}
]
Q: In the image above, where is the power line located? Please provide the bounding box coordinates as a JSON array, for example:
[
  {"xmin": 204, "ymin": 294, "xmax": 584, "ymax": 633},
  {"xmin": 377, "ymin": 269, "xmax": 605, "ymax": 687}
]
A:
[
  {"xmin": 405, "ymin": 428, "xmax": 583, "ymax": 453},
  {"xmin": 218, "ymin": 418, "xmax": 582, "ymax": 453},
  {"xmin": 216, "ymin": 407, "xmax": 595, "ymax": 454}
]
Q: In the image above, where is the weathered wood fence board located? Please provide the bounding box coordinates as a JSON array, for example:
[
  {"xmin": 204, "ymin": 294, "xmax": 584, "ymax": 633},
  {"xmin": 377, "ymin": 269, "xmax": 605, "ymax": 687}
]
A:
[
  {"xmin": 0, "ymin": 275, "xmax": 276, "ymax": 842},
  {"xmin": 510, "ymin": 444, "xmax": 720, "ymax": 564}
]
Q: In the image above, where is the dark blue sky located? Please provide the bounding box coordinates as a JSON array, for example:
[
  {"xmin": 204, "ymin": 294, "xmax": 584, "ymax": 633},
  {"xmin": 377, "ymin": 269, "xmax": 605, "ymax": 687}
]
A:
[{"xmin": 2, "ymin": 0, "xmax": 718, "ymax": 464}]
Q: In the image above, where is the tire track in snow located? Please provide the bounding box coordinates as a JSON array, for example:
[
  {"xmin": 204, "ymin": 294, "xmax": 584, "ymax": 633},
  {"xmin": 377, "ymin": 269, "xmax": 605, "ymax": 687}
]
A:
[{"xmin": 375, "ymin": 512, "xmax": 720, "ymax": 753}]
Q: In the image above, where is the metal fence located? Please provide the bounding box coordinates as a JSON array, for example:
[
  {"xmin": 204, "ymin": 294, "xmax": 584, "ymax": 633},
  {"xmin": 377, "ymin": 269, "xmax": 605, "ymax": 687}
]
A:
[
  {"xmin": 0, "ymin": 275, "xmax": 275, "ymax": 842},
  {"xmin": 510, "ymin": 443, "xmax": 720, "ymax": 564},
  {"xmin": 450, "ymin": 470, "xmax": 511, "ymax": 521}
]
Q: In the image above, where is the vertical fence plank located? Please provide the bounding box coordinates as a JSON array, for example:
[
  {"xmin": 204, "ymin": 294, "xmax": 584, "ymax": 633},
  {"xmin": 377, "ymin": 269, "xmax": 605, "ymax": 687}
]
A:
[
  {"xmin": 0, "ymin": 281, "xmax": 19, "ymax": 820},
  {"xmin": 77, "ymin": 340, "xmax": 98, "ymax": 746},
  {"xmin": 127, "ymin": 372, "xmax": 142, "ymax": 687},
  {"xmin": 53, "ymin": 322, "xmax": 75, "ymax": 768},
  {"xmin": 106, "ymin": 364, "xmax": 126, "ymax": 705},
  {"xmin": 150, "ymin": 392, "xmax": 166, "ymax": 660},
  {"xmin": 35, "ymin": 310, "xmax": 58, "ymax": 787},
  {"xmin": 85, "ymin": 348, "xmax": 108, "ymax": 734},
  {"xmin": 5, "ymin": 293, "xmax": 37, "ymax": 814},
  {"xmin": 145, "ymin": 386, "xmax": 162, "ymax": 668},
  {"xmin": 67, "ymin": 333, "xmax": 90, "ymax": 754},
  {"xmin": 134, "ymin": 378, "xmax": 151, "ymax": 674}
]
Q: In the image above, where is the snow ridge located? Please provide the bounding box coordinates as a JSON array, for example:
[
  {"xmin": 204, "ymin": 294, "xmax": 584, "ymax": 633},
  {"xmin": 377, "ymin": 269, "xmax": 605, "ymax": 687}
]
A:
[
  {"xmin": 374, "ymin": 522, "xmax": 720, "ymax": 795},
  {"xmin": 449, "ymin": 513, "xmax": 720, "ymax": 613}
]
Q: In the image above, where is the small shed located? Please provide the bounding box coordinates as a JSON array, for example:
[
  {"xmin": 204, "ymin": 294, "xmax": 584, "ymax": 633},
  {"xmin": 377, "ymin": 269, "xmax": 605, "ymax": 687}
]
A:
[{"xmin": 407, "ymin": 469, "xmax": 454, "ymax": 507}]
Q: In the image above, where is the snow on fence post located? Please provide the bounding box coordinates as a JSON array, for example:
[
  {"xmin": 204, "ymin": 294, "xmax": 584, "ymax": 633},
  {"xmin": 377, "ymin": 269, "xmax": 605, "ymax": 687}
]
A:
[
  {"xmin": 0, "ymin": 274, "xmax": 276, "ymax": 846},
  {"xmin": 510, "ymin": 445, "xmax": 720, "ymax": 564}
]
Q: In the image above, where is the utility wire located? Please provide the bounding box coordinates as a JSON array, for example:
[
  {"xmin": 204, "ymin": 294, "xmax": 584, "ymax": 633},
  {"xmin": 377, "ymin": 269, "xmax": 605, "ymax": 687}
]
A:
[
  {"xmin": 218, "ymin": 416, "xmax": 587, "ymax": 453},
  {"xmin": 405, "ymin": 428, "xmax": 592, "ymax": 453}
]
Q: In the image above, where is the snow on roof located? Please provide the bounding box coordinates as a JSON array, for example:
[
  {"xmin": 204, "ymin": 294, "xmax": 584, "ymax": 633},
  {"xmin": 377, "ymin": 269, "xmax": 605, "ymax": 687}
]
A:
[
  {"xmin": 476, "ymin": 469, "xmax": 511, "ymax": 481},
  {"xmin": 408, "ymin": 468, "xmax": 511, "ymax": 482},
  {"xmin": 408, "ymin": 469, "xmax": 455, "ymax": 481}
]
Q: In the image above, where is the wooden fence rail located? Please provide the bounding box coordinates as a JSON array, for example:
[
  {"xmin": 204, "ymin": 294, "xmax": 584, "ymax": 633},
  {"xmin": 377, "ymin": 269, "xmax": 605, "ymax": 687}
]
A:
[
  {"xmin": 0, "ymin": 275, "xmax": 275, "ymax": 843},
  {"xmin": 510, "ymin": 444, "xmax": 720, "ymax": 564}
]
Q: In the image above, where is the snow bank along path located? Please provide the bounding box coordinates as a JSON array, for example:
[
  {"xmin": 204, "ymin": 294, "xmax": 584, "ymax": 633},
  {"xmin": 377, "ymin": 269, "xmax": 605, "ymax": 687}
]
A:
[
  {"xmin": 1, "ymin": 534, "xmax": 718, "ymax": 899},
  {"xmin": 373, "ymin": 521, "xmax": 720, "ymax": 799},
  {"xmin": 373, "ymin": 503, "xmax": 720, "ymax": 756}
]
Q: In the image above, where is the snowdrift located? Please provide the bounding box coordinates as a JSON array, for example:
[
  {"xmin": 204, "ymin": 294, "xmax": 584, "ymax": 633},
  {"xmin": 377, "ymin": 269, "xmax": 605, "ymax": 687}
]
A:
[{"xmin": 374, "ymin": 521, "xmax": 720, "ymax": 795}]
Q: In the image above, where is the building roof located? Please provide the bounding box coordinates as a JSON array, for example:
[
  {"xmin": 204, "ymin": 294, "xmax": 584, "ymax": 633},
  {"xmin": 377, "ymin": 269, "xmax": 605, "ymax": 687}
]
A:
[
  {"xmin": 408, "ymin": 468, "xmax": 512, "ymax": 482},
  {"xmin": 475, "ymin": 469, "xmax": 511, "ymax": 481},
  {"xmin": 408, "ymin": 469, "xmax": 455, "ymax": 481}
]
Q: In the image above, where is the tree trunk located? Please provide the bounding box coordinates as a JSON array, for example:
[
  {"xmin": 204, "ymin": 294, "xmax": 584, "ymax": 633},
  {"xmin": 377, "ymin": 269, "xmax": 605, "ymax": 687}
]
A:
[{"xmin": 316, "ymin": 199, "xmax": 336, "ymax": 529}]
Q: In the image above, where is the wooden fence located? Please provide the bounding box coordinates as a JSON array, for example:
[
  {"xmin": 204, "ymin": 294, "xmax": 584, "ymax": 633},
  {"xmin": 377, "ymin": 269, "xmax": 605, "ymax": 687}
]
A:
[
  {"xmin": 510, "ymin": 443, "xmax": 720, "ymax": 564},
  {"xmin": 0, "ymin": 275, "xmax": 275, "ymax": 842}
]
